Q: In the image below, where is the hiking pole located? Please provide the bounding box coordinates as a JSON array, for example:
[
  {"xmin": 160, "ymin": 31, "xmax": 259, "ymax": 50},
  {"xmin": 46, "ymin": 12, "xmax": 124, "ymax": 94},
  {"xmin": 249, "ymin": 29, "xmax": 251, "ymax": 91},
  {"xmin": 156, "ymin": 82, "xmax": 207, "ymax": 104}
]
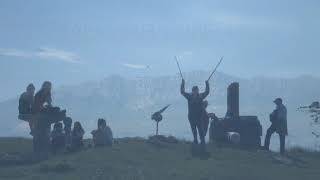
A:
[
  {"xmin": 207, "ymin": 56, "xmax": 224, "ymax": 81},
  {"xmin": 175, "ymin": 56, "xmax": 184, "ymax": 79}
]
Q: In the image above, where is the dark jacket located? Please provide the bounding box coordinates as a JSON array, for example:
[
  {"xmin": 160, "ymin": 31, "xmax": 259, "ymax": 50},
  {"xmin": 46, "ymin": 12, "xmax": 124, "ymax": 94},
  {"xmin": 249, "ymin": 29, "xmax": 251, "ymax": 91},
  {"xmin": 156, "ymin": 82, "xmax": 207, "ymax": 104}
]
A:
[
  {"xmin": 270, "ymin": 104, "xmax": 288, "ymax": 135},
  {"xmin": 91, "ymin": 126, "xmax": 113, "ymax": 147},
  {"xmin": 71, "ymin": 129, "xmax": 85, "ymax": 148},
  {"xmin": 19, "ymin": 92, "xmax": 34, "ymax": 114},
  {"xmin": 181, "ymin": 82, "xmax": 210, "ymax": 120}
]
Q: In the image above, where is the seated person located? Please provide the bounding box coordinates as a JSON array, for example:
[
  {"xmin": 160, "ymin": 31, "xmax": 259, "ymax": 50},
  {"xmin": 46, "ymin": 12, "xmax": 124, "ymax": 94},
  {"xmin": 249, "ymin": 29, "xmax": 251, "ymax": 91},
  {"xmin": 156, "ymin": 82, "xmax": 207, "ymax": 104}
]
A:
[
  {"xmin": 64, "ymin": 117, "xmax": 73, "ymax": 147},
  {"xmin": 71, "ymin": 121, "xmax": 85, "ymax": 151},
  {"xmin": 91, "ymin": 119, "xmax": 113, "ymax": 147},
  {"xmin": 51, "ymin": 122, "xmax": 66, "ymax": 153},
  {"xmin": 32, "ymin": 81, "xmax": 52, "ymax": 114},
  {"xmin": 18, "ymin": 83, "xmax": 35, "ymax": 134},
  {"xmin": 208, "ymin": 113, "xmax": 226, "ymax": 142},
  {"xmin": 19, "ymin": 83, "xmax": 35, "ymax": 116}
]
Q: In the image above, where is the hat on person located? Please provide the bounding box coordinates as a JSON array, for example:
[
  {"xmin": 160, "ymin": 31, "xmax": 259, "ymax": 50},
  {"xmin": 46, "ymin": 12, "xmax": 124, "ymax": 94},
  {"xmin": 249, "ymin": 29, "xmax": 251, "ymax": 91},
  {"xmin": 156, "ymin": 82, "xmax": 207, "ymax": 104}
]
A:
[{"xmin": 273, "ymin": 98, "xmax": 282, "ymax": 104}]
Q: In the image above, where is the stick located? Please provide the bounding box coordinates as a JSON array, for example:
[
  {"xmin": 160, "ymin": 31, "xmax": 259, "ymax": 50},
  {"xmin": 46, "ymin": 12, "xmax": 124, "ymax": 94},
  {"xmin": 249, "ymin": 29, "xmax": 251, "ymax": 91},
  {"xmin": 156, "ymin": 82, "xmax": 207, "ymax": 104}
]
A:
[
  {"xmin": 207, "ymin": 57, "xmax": 224, "ymax": 81},
  {"xmin": 175, "ymin": 56, "xmax": 184, "ymax": 79}
]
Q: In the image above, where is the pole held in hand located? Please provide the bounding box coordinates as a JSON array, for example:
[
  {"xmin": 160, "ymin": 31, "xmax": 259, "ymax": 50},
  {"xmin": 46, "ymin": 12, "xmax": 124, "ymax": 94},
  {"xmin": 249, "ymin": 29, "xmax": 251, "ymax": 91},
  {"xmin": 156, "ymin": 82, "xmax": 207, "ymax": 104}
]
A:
[
  {"xmin": 175, "ymin": 56, "xmax": 184, "ymax": 79},
  {"xmin": 207, "ymin": 57, "xmax": 224, "ymax": 81}
]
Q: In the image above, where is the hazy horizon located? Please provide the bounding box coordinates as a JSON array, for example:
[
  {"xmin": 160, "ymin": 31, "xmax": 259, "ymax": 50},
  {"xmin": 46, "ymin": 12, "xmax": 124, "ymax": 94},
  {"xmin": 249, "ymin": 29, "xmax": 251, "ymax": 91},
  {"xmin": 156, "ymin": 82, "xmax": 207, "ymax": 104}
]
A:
[
  {"xmin": 1, "ymin": 70, "xmax": 320, "ymax": 102},
  {"xmin": 1, "ymin": 0, "xmax": 320, "ymax": 100}
]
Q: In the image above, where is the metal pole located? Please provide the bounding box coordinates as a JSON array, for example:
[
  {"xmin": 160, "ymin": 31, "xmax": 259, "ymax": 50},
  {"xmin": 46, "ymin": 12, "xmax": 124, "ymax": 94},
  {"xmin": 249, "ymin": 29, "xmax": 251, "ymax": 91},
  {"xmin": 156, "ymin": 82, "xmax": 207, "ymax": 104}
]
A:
[
  {"xmin": 208, "ymin": 57, "xmax": 224, "ymax": 81},
  {"xmin": 175, "ymin": 56, "xmax": 184, "ymax": 79},
  {"xmin": 156, "ymin": 122, "xmax": 159, "ymax": 136}
]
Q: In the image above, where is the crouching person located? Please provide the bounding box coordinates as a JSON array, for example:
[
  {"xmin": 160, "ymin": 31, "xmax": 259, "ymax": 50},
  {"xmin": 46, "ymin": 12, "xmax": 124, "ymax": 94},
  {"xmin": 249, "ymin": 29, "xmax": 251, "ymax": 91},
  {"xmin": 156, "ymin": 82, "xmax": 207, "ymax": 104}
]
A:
[
  {"xmin": 91, "ymin": 119, "xmax": 113, "ymax": 147},
  {"xmin": 71, "ymin": 122, "xmax": 85, "ymax": 151}
]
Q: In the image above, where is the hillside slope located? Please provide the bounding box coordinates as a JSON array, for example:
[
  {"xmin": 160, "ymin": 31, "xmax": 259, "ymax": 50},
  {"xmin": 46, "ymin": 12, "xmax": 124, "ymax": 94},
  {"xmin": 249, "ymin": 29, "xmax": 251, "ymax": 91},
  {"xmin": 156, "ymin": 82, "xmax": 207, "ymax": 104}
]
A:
[{"xmin": 0, "ymin": 138, "xmax": 319, "ymax": 180}]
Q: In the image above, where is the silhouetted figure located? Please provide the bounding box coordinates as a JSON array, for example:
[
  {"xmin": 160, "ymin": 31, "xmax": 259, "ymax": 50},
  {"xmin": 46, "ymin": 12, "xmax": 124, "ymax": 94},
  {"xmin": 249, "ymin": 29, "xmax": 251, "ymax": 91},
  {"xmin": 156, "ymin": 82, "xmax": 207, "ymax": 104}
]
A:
[
  {"xmin": 201, "ymin": 100, "xmax": 210, "ymax": 137},
  {"xmin": 18, "ymin": 83, "xmax": 35, "ymax": 134},
  {"xmin": 32, "ymin": 81, "xmax": 52, "ymax": 114},
  {"xmin": 91, "ymin": 119, "xmax": 113, "ymax": 147},
  {"xmin": 19, "ymin": 84, "xmax": 35, "ymax": 114},
  {"xmin": 31, "ymin": 81, "xmax": 66, "ymax": 160},
  {"xmin": 64, "ymin": 117, "xmax": 73, "ymax": 148},
  {"xmin": 51, "ymin": 122, "xmax": 66, "ymax": 154},
  {"xmin": 32, "ymin": 81, "xmax": 53, "ymax": 159},
  {"xmin": 264, "ymin": 98, "xmax": 288, "ymax": 155},
  {"xmin": 208, "ymin": 113, "xmax": 224, "ymax": 142},
  {"xmin": 71, "ymin": 121, "xmax": 85, "ymax": 151},
  {"xmin": 181, "ymin": 79, "xmax": 210, "ymax": 147}
]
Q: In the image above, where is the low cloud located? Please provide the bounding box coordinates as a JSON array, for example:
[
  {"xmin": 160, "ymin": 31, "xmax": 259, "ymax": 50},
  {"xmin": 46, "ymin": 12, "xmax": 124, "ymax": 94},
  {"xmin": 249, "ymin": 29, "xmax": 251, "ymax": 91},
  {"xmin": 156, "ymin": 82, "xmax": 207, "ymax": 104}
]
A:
[
  {"xmin": 122, "ymin": 63, "xmax": 150, "ymax": 70},
  {"xmin": 0, "ymin": 47, "xmax": 80, "ymax": 63}
]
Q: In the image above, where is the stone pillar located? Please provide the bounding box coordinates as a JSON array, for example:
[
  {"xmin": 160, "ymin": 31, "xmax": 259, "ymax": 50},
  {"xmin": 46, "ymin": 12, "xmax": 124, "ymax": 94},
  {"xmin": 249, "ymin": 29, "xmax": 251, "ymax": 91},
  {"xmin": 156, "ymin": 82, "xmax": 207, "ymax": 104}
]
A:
[{"xmin": 227, "ymin": 82, "xmax": 239, "ymax": 118}]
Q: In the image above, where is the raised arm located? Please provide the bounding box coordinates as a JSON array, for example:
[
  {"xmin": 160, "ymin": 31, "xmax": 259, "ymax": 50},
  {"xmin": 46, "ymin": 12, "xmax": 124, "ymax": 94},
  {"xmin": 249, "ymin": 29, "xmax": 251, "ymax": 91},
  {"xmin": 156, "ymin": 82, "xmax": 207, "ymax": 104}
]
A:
[
  {"xmin": 201, "ymin": 80, "xmax": 210, "ymax": 99},
  {"xmin": 180, "ymin": 79, "xmax": 190, "ymax": 99}
]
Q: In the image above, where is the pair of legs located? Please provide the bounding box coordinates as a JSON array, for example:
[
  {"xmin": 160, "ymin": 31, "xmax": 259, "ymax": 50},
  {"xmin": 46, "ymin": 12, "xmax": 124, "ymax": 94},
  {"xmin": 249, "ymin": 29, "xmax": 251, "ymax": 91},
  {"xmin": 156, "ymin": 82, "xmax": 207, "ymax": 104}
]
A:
[
  {"xmin": 33, "ymin": 132, "xmax": 50, "ymax": 160},
  {"xmin": 264, "ymin": 124, "xmax": 286, "ymax": 155},
  {"xmin": 189, "ymin": 118, "xmax": 205, "ymax": 145},
  {"xmin": 203, "ymin": 118, "xmax": 209, "ymax": 137}
]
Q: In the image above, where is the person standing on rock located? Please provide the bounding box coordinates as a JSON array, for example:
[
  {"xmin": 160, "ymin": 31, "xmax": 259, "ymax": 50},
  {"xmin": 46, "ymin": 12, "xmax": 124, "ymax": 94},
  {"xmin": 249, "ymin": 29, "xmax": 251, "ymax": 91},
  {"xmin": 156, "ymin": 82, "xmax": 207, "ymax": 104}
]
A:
[
  {"xmin": 264, "ymin": 98, "xmax": 288, "ymax": 155},
  {"xmin": 181, "ymin": 79, "xmax": 210, "ymax": 148}
]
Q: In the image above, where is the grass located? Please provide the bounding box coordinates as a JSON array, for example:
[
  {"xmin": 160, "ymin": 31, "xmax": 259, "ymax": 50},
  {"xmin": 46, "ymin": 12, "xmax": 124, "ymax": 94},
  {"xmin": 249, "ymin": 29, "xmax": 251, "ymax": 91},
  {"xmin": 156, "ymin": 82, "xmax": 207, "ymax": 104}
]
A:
[{"xmin": 0, "ymin": 137, "xmax": 319, "ymax": 180}]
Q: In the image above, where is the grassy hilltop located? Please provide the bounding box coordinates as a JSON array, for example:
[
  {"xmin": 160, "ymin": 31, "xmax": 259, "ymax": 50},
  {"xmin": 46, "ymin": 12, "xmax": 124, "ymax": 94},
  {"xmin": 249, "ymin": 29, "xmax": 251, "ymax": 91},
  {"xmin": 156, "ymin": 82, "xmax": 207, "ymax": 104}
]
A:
[{"xmin": 0, "ymin": 137, "xmax": 319, "ymax": 180}]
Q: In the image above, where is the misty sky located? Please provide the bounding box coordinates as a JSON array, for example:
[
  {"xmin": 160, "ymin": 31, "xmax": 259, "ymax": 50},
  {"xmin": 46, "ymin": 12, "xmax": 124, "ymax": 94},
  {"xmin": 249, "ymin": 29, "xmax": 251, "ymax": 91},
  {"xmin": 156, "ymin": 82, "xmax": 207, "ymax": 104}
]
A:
[{"xmin": 0, "ymin": 0, "xmax": 320, "ymax": 100}]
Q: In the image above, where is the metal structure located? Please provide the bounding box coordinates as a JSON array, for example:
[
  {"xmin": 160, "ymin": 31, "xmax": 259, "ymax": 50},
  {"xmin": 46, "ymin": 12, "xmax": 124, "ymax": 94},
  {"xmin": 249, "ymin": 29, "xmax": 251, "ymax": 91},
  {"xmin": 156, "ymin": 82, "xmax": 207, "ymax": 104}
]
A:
[
  {"xmin": 151, "ymin": 105, "xmax": 170, "ymax": 135},
  {"xmin": 209, "ymin": 82, "xmax": 263, "ymax": 147}
]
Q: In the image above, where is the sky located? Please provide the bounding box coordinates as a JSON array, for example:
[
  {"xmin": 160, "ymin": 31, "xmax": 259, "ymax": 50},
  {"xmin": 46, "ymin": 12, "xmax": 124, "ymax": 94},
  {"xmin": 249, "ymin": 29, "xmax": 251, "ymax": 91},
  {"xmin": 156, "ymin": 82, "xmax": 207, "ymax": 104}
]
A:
[{"xmin": 0, "ymin": 0, "xmax": 320, "ymax": 101}]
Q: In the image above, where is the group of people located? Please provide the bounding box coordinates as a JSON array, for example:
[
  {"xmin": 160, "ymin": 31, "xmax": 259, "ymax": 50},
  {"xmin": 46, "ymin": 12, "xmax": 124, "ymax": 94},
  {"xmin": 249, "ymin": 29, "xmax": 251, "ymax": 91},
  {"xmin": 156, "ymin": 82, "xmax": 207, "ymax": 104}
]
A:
[
  {"xmin": 18, "ymin": 82, "xmax": 113, "ymax": 160},
  {"xmin": 181, "ymin": 79, "xmax": 288, "ymax": 155},
  {"xmin": 50, "ymin": 119, "xmax": 84, "ymax": 153},
  {"xmin": 50, "ymin": 118, "xmax": 113, "ymax": 153},
  {"xmin": 18, "ymin": 78, "xmax": 288, "ymax": 159}
]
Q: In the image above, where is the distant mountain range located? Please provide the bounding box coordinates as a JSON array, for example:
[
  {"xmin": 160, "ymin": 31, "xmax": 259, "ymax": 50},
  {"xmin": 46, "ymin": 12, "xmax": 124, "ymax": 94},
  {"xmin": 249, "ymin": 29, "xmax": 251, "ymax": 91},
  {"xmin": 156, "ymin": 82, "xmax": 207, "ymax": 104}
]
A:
[{"xmin": 0, "ymin": 71, "xmax": 319, "ymax": 148}]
